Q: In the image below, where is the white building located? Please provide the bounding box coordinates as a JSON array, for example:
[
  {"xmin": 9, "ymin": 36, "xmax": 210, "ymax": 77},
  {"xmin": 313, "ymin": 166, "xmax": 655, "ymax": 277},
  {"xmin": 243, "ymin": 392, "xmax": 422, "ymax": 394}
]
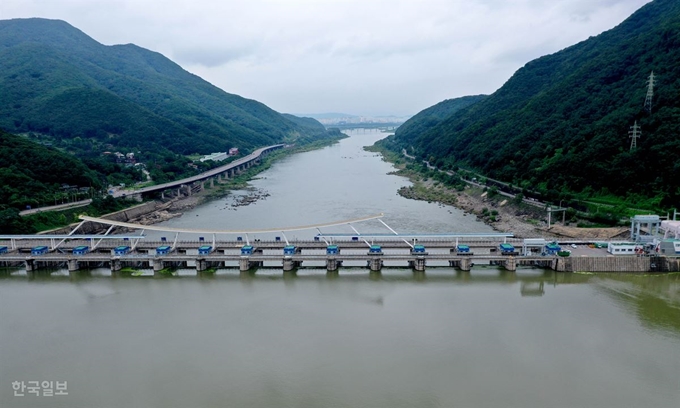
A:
[
  {"xmin": 200, "ymin": 152, "xmax": 228, "ymax": 162},
  {"xmin": 607, "ymin": 242, "xmax": 640, "ymax": 255}
]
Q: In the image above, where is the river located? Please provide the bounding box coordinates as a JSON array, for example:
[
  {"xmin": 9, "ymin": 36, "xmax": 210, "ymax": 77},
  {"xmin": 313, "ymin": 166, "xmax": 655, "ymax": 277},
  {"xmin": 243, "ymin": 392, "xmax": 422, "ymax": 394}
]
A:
[{"xmin": 1, "ymin": 129, "xmax": 679, "ymax": 408}]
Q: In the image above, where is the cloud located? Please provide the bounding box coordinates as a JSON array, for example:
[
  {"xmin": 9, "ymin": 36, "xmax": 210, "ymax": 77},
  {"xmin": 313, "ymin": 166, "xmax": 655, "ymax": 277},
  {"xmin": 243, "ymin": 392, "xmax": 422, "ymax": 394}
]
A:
[
  {"xmin": 174, "ymin": 45, "xmax": 254, "ymax": 67},
  {"xmin": 1, "ymin": 0, "xmax": 652, "ymax": 116}
]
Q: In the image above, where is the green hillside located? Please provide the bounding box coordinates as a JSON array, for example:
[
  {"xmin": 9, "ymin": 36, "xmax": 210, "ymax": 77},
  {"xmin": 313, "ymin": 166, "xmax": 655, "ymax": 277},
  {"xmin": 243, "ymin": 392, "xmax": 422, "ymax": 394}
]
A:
[
  {"xmin": 0, "ymin": 129, "xmax": 101, "ymax": 207},
  {"xmin": 0, "ymin": 129, "xmax": 99, "ymax": 232},
  {"xmin": 385, "ymin": 95, "xmax": 486, "ymax": 152},
  {"xmin": 0, "ymin": 18, "xmax": 336, "ymax": 157},
  {"xmin": 380, "ymin": 0, "xmax": 680, "ymax": 208}
]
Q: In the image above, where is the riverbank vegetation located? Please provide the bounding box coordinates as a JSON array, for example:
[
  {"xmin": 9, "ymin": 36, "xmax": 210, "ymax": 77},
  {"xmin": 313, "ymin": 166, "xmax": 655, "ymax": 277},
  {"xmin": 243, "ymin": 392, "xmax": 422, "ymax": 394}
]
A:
[{"xmin": 366, "ymin": 140, "xmax": 640, "ymax": 238}]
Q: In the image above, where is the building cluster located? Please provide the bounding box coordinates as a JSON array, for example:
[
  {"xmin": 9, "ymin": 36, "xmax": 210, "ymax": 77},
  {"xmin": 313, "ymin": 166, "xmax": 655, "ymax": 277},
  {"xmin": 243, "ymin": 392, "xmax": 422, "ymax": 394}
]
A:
[{"xmin": 102, "ymin": 151, "xmax": 137, "ymax": 165}]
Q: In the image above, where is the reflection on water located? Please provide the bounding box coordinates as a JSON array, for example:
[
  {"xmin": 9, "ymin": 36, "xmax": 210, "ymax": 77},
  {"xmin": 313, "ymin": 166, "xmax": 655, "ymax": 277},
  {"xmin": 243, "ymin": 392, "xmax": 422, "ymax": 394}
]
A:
[
  {"xmin": 2, "ymin": 267, "xmax": 680, "ymax": 340},
  {"xmin": 1, "ymin": 268, "xmax": 679, "ymax": 408},
  {"xmin": 593, "ymin": 273, "xmax": 680, "ymax": 338}
]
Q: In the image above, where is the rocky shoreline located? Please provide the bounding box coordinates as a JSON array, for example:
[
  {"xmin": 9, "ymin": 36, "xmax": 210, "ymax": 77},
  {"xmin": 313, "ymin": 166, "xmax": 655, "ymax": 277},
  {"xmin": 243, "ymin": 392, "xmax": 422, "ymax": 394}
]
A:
[
  {"xmin": 397, "ymin": 183, "xmax": 628, "ymax": 240},
  {"xmin": 129, "ymin": 187, "xmax": 272, "ymax": 225}
]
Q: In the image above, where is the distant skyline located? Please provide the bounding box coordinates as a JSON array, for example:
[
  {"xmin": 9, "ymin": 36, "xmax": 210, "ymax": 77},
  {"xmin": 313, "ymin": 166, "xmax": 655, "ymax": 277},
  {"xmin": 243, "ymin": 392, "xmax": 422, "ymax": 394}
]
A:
[{"xmin": 1, "ymin": 0, "xmax": 651, "ymax": 116}]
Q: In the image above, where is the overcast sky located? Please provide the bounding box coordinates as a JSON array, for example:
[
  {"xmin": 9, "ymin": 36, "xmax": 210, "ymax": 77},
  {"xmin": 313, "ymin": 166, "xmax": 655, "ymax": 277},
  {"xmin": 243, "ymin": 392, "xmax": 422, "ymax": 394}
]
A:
[{"xmin": 2, "ymin": 0, "xmax": 651, "ymax": 116}]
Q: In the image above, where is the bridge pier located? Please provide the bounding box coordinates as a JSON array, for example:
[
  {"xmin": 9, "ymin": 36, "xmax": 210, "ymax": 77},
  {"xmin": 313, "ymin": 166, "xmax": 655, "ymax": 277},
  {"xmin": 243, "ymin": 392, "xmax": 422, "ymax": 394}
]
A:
[
  {"xmin": 367, "ymin": 258, "xmax": 383, "ymax": 272},
  {"xmin": 239, "ymin": 258, "xmax": 253, "ymax": 272},
  {"xmin": 196, "ymin": 258, "xmax": 209, "ymax": 273},
  {"xmin": 409, "ymin": 257, "xmax": 426, "ymax": 271},
  {"xmin": 459, "ymin": 258, "xmax": 472, "ymax": 271},
  {"xmin": 210, "ymin": 178, "xmax": 215, "ymax": 188},
  {"xmin": 68, "ymin": 259, "xmax": 79, "ymax": 272},
  {"xmin": 111, "ymin": 259, "xmax": 122, "ymax": 273},
  {"xmin": 326, "ymin": 257, "xmax": 339, "ymax": 271},
  {"xmin": 504, "ymin": 257, "xmax": 517, "ymax": 272},
  {"xmin": 282, "ymin": 257, "xmax": 295, "ymax": 271},
  {"xmin": 24, "ymin": 259, "xmax": 35, "ymax": 273},
  {"xmin": 152, "ymin": 259, "xmax": 165, "ymax": 275}
]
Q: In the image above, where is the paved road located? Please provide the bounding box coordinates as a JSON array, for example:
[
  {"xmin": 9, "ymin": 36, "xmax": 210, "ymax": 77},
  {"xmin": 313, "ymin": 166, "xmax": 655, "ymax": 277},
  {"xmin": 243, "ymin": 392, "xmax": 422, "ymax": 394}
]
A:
[
  {"xmin": 19, "ymin": 199, "xmax": 92, "ymax": 216},
  {"xmin": 19, "ymin": 144, "xmax": 283, "ymax": 215},
  {"xmin": 402, "ymin": 150, "xmax": 546, "ymax": 209},
  {"xmin": 113, "ymin": 144, "xmax": 284, "ymax": 198}
]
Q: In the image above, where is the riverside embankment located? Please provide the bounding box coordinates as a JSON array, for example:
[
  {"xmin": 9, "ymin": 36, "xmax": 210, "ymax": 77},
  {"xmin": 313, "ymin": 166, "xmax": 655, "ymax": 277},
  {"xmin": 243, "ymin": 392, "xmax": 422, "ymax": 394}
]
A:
[{"xmin": 367, "ymin": 144, "xmax": 629, "ymax": 240}]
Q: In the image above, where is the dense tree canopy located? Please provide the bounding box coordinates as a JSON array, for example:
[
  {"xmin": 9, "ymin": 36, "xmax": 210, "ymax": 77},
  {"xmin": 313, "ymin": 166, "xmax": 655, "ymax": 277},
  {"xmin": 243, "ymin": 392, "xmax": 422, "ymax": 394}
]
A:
[
  {"xmin": 0, "ymin": 18, "xmax": 337, "ymax": 157},
  {"xmin": 0, "ymin": 129, "xmax": 101, "ymax": 209},
  {"xmin": 380, "ymin": 0, "xmax": 680, "ymax": 207}
]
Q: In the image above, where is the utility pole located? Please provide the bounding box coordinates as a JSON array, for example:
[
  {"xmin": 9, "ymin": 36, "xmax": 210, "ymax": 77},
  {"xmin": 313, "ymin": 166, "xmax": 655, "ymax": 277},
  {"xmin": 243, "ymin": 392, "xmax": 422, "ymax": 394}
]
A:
[
  {"xmin": 629, "ymin": 121, "xmax": 641, "ymax": 151},
  {"xmin": 644, "ymin": 71, "xmax": 656, "ymax": 113}
]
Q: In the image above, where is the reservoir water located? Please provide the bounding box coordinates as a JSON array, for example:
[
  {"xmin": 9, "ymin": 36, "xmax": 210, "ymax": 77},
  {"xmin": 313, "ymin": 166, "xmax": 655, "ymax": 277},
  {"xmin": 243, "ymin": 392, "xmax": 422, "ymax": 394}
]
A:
[{"xmin": 1, "ymin": 130, "xmax": 679, "ymax": 408}]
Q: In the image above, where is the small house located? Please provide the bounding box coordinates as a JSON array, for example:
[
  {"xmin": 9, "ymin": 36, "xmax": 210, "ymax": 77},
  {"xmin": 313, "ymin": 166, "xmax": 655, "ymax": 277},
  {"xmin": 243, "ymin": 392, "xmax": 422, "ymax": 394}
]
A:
[
  {"xmin": 72, "ymin": 246, "xmax": 89, "ymax": 256},
  {"xmin": 326, "ymin": 245, "xmax": 339, "ymax": 255},
  {"xmin": 544, "ymin": 243, "xmax": 561, "ymax": 255},
  {"xmin": 283, "ymin": 245, "xmax": 296, "ymax": 256},
  {"xmin": 114, "ymin": 246, "xmax": 130, "ymax": 256},
  {"xmin": 658, "ymin": 240, "xmax": 680, "ymax": 255},
  {"xmin": 607, "ymin": 242, "xmax": 638, "ymax": 255},
  {"xmin": 368, "ymin": 245, "xmax": 382, "ymax": 254},
  {"xmin": 156, "ymin": 245, "xmax": 171, "ymax": 255},
  {"xmin": 240, "ymin": 245, "xmax": 253, "ymax": 256},
  {"xmin": 499, "ymin": 243, "xmax": 516, "ymax": 254},
  {"xmin": 198, "ymin": 245, "xmax": 212, "ymax": 255},
  {"xmin": 31, "ymin": 246, "xmax": 49, "ymax": 256}
]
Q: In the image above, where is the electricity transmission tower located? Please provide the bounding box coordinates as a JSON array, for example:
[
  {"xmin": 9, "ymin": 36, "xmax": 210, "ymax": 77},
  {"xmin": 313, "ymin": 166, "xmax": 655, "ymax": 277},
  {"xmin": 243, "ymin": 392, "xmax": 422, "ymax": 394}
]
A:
[
  {"xmin": 629, "ymin": 121, "xmax": 641, "ymax": 151},
  {"xmin": 644, "ymin": 71, "xmax": 656, "ymax": 113}
]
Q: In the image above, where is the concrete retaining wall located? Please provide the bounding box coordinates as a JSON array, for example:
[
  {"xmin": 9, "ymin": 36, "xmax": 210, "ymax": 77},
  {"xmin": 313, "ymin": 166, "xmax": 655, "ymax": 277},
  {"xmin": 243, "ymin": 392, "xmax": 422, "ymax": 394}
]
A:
[{"xmin": 556, "ymin": 256, "xmax": 651, "ymax": 272}]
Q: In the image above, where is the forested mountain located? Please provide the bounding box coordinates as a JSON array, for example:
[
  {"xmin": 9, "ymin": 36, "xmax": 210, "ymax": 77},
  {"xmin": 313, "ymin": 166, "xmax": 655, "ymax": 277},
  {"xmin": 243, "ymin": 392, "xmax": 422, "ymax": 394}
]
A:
[
  {"xmin": 0, "ymin": 129, "xmax": 100, "ymax": 207},
  {"xmin": 393, "ymin": 95, "xmax": 486, "ymax": 145},
  {"xmin": 379, "ymin": 0, "xmax": 680, "ymax": 206},
  {"xmin": 0, "ymin": 18, "xmax": 336, "ymax": 157}
]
